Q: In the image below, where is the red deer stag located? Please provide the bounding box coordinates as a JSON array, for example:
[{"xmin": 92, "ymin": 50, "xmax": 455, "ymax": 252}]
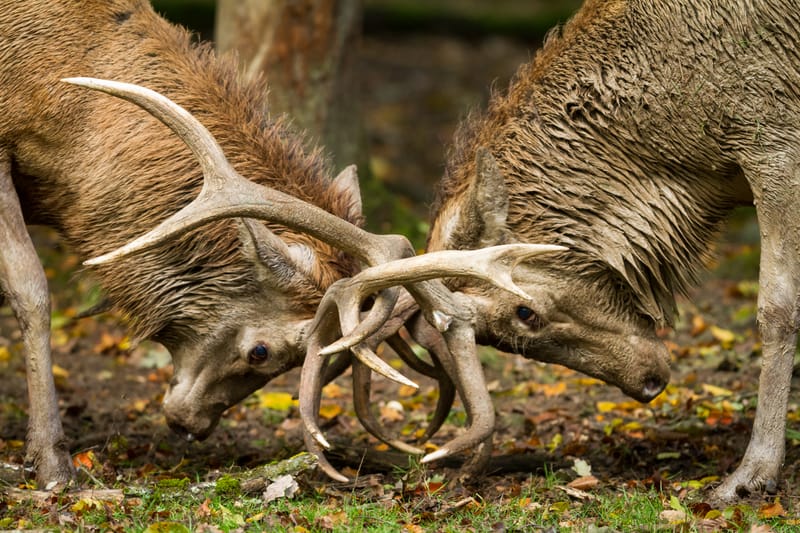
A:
[
  {"xmin": 422, "ymin": 0, "xmax": 798, "ymax": 503},
  {"xmin": 1, "ymin": 0, "xmax": 560, "ymax": 486}
]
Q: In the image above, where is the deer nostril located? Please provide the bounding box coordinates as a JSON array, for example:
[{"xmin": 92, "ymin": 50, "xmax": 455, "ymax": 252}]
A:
[
  {"xmin": 166, "ymin": 419, "xmax": 195, "ymax": 441},
  {"xmin": 641, "ymin": 375, "xmax": 666, "ymax": 401}
]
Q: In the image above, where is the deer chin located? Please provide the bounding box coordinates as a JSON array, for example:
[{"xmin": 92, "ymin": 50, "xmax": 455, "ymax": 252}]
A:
[{"xmin": 162, "ymin": 389, "xmax": 227, "ymax": 441}]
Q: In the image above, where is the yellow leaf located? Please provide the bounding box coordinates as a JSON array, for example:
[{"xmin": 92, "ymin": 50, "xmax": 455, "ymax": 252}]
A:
[
  {"xmin": 131, "ymin": 399, "xmax": 149, "ymax": 413},
  {"xmin": 52, "ymin": 364, "xmax": 70, "ymax": 379},
  {"xmin": 71, "ymin": 497, "xmax": 102, "ymax": 512},
  {"xmin": 597, "ymin": 401, "xmax": 617, "ymax": 413},
  {"xmin": 0, "ymin": 346, "xmax": 10, "ymax": 363},
  {"xmin": 701, "ymin": 383, "xmax": 733, "ymax": 397},
  {"xmin": 548, "ymin": 433, "xmax": 562, "ymax": 451},
  {"xmin": 398, "ymin": 384, "xmax": 418, "ymax": 397},
  {"xmin": 542, "ymin": 382, "xmax": 567, "ymax": 397},
  {"xmin": 710, "ymin": 325, "xmax": 736, "ymax": 345},
  {"xmin": 318, "ymin": 403, "xmax": 342, "ymax": 420},
  {"xmin": 258, "ymin": 392, "xmax": 296, "ymax": 411},
  {"xmin": 143, "ymin": 522, "xmax": 190, "ymax": 533},
  {"xmin": 50, "ymin": 329, "xmax": 70, "ymax": 348},
  {"xmin": 321, "ymin": 382, "xmax": 343, "ymax": 399}
]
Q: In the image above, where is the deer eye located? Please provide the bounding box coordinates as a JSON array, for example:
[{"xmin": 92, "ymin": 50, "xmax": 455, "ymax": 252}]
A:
[
  {"xmin": 248, "ymin": 342, "xmax": 270, "ymax": 364},
  {"xmin": 516, "ymin": 306, "xmax": 543, "ymax": 330}
]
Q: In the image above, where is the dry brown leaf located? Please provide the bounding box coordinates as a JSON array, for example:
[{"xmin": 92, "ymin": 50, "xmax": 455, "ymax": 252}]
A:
[
  {"xmin": 567, "ymin": 475, "xmax": 599, "ymax": 491},
  {"xmin": 757, "ymin": 499, "xmax": 786, "ymax": 519},
  {"xmin": 690, "ymin": 314, "xmax": 708, "ymax": 337},
  {"xmin": 659, "ymin": 509, "xmax": 688, "ymax": 523}
]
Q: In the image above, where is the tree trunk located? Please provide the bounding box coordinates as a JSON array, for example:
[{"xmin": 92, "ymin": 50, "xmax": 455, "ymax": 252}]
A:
[{"xmin": 215, "ymin": 0, "xmax": 365, "ymax": 172}]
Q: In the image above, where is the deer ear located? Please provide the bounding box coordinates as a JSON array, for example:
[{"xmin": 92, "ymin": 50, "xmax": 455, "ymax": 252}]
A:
[
  {"xmin": 471, "ymin": 147, "xmax": 511, "ymax": 246},
  {"xmin": 433, "ymin": 147, "xmax": 512, "ymax": 250},
  {"xmin": 331, "ymin": 165, "xmax": 363, "ymax": 222},
  {"xmin": 237, "ymin": 219, "xmax": 316, "ymax": 287}
]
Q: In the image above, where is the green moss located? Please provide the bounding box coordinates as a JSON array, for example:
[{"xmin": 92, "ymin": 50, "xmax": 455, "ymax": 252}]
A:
[
  {"xmin": 214, "ymin": 475, "xmax": 241, "ymax": 496},
  {"xmin": 155, "ymin": 477, "xmax": 190, "ymax": 491}
]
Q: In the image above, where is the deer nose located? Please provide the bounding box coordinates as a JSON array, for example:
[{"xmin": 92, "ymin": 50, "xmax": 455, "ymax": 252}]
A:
[
  {"xmin": 166, "ymin": 418, "xmax": 197, "ymax": 442},
  {"xmin": 640, "ymin": 374, "xmax": 667, "ymax": 402}
]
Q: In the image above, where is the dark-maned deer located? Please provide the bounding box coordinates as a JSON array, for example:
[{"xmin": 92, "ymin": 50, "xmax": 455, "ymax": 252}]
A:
[
  {"xmin": 1, "ymin": 0, "xmax": 560, "ymax": 486},
  {"xmin": 424, "ymin": 0, "xmax": 799, "ymax": 503}
]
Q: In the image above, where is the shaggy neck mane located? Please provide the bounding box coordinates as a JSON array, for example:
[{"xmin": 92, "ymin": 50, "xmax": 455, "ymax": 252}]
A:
[
  {"xmin": 435, "ymin": 0, "xmax": 745, "ymax": 325},
  {"xmin": 50, "ymin": 5, "xmax": 360, "ymax": 341}
]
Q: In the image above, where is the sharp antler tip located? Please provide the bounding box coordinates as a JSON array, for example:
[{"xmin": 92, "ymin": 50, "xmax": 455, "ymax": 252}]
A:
[
  {"xmin": 421, "ymin": 448, "xmax": 450, "ymax": 463},
  {"xmin": 314, "ymin": 433, "xmax": 331, "ymax": 450}
]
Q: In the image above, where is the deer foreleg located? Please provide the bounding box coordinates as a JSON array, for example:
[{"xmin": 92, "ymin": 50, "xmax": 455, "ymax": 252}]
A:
[
  {"xmin": 713, "ymin": 161, "xmax": 799, "ymax": 503},
  {"xmin": 0, "ymin": 153, "xmax": 74, "ymax": 486}
]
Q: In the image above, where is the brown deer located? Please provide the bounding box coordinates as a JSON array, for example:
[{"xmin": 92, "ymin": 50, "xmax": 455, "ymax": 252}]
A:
[
  {"xmin": 1, "ymin": 0, "xmax": 559, "ymax": 486},
  {"xmin": 422, "ymin": 0, "xmax": 799, "ymax": 503}
]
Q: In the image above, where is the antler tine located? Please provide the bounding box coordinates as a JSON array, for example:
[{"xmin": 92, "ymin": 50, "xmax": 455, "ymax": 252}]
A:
[
  {"xmin": 319, "ymin": 244, "xmax": 567, "ymax": 356},
  {"xmin": 402, "ymin": 284, "xmax": 497, "ymax": 464},
  {"xmin": 300, "ymin": 244, "xmax": 568, "ymax": 476},
  {"xmin": 385, "ymin": 332, "xmax": 456, "ymax": 442},
  {"xmin": 351, "ymin": 361, "xmax": 425, "ymax": 455}
]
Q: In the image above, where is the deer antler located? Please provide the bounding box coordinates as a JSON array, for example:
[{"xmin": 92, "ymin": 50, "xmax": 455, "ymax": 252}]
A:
[
  {"xmin": 64, "ymin": 77, "xmax": 418, "ymax": 389},
  {"xmin": 64, "ymin": 78, "xmax": 567, "ymax": 480},
  {"xmin": 299, "ymin": 244, "xmax": 565, "ymax": 480}
]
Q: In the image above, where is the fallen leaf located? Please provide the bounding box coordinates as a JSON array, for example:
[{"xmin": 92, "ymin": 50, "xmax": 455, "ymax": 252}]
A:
[
  {"xmin": 263, "ymin": 474, "xmax": 299, "ymax": 504},
  {"xmin": 571, "ymin": 458, "xmax": 592, "ymax": 477},
  {"xmin": 70, "ymin": 497, "xmax": 103, "ymax": 513},
  {"xmin": 690, "ymin": 315, "xmax": 708, "ymax": 337},
  {"xmin": 318, "ymin": 403, "xmax": 342, "ymax": 420},
  {"xmin": 757, "ymin": 499, "xmax": 786, "ymax": 519},
  {"xmin": 316, "ymin": 511, "xmax": 348, "ymax": 531},
  {"xmin": 397, "ymin": 384, "xmax": 418, "ymax": 397},
  {"xmin": 710, "ymin": 325, "xmax": 736, "ymax": 346},
  {"xmin": 322, "ymin": 382, "xmax": 343, "ymax": 399},
  {"xmin": 701, "ymin": 383, "xmax": 733, "ymax": 397},
  {"xmin": 541, "ymin": 382, "xmax": 567, "ymax": 397},
  {"xmin": 380, "ymin": 400, "xmax": 404, "ymax": 423},
  {"xmin": 258, "ymin": 392, "xmax": 296, "ymax": 411},
  {"xmin": 596, "ymin": 401, "xmax": 616, "ymax": 413},
  {"xmin": 72, "ymin": 451, "xmax": 96, "ymax": 470},
  {"xmin": 567, "ymin": 475, "xmax": 599, "ymax": 491},
  {"xmin": 143, "ymin": 521, "xmax": 190, "ymax": 533},
  {"xmin": 51, "ymin": 364, "xmax": 70, "ymax": 379},
  {"xmin": 195, "ymin": 498, "xmax": 215, "ymax": 519},
  {"xmin": 659, "ymin": 509, "xmax": 687, "ymax": 524}
]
